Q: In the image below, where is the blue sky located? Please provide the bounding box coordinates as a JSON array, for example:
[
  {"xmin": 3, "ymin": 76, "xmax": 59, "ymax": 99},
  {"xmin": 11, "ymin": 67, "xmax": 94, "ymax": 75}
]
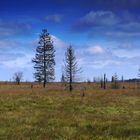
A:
[{"xmin": 0, "ymin": 0, "xmax": 140, "ymax": 81}]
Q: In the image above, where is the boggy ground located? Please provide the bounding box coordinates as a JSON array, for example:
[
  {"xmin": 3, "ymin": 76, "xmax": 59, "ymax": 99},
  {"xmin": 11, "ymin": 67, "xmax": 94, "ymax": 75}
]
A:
[{"xmin": 0, "ymin": 83, "xmax": 140, "ymax": 140}]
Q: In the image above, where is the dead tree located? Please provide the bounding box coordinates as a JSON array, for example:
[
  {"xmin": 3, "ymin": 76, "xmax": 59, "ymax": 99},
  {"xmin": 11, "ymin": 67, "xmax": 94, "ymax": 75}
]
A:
[
  {"xmin": 103, "ymin": 74, "xmax": 106, "ymax": 89},
  {"xmin": 13, "ymin": 72, "xmax": 23, "ymax": 85},
  {"xmin": 64, "ymin": 46, "xmax": 81, "ymax": 92}
]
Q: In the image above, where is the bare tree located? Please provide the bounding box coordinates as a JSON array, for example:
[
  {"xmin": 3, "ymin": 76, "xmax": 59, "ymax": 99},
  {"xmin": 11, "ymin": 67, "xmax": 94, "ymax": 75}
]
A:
[
  {"xmin": 121, "ymin": 76, "xmax": 124, "ymax": 83},
  {"xmin": 100, "ymin": 77, "xmax": 103, "ymax": 88},
  {"xmin": 112, "ymin": 73, "xmax": 119, "ymax": 89},
  {"xmin": 13, "ymin": 72, "xmax": 23, "ymax": 85},
  {"xmin": 138, "ymin": 69, "xmax": 140, "ymax": 88},
  {"xmin": 64, "ymin": 45, "xmax": 81, "ymax": 91},
  {"xmin": 32, "ymin": 29, "xmax": 55, "ymax": 88},
  {"xmin": 61, "ymin": 73, "xmax": 65, "ymax": 83},
  {"xmin": 103, "ymin": 73, "xmax": 106, "ymax": 89},
  {"xmin": 111, "ymin": 76, "xmax": 114, "ymax": 83},
  {"xmin": 138, "ymin": 69, "xmax": 140, "ymax": 79}
]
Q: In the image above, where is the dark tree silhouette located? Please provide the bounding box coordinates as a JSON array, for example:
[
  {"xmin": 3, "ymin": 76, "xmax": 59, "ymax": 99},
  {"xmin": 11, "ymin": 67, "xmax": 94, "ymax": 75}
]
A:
[
  {"xmin": 61, "ymin": 73, "xmax": 65, "ymax": 83},
  {"xmin": 138, "ymin": 69, "xmax": 140, "ymax": 79},
  {"xmin": 111, "ymin": 76, "xmax": 114, "ymax": 83},
  {"xmin": 64, "ymin": 46, "xmax": 81, "ymax": 91},
  {"xmin": 100, "ymin": 77, "xmax": 103, "ymax": 88},
  {"xmin": 138, "ymin": 69, "xmax": 140, "ymax": 88},
  {"xmin": 13, "ymin": 72, "xmax": 23, "ymax": 85},
  {"xmin": 121, "ymin": 76, "xmax": 124, "ymax": 83},
  {"xmin": 32, "ymin": 29, "xmax": 55, "ymax": 88},
  {"xmin": 103, "ymin": 73, "xmax": 106, "ymax": 89},
  {"xmin": 112, "ymin": 73, "xmax": 119, "ymax": 89}
]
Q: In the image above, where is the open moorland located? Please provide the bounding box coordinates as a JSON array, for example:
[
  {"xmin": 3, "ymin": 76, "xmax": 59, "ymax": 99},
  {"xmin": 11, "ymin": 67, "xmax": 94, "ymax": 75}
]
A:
[{"xmin": 0, "ymin": 82, "xmax": 140, "ymax": 140}]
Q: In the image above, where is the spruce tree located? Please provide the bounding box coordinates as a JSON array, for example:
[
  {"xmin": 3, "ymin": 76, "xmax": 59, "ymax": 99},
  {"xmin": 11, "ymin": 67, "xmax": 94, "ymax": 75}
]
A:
[
  {"xmin": 32, "ymin": 29, "xmax": 55, "ymax": 88},
  {"xmin": 64, "ymin": 46, "xmax": 81, "ymax": 91}
]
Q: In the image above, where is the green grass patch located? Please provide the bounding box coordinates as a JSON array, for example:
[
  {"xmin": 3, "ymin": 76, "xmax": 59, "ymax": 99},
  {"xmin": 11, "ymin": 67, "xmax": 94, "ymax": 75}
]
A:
[{"xmin": 0, "ymin": 86, "xmax": 140, "ymax": 140}]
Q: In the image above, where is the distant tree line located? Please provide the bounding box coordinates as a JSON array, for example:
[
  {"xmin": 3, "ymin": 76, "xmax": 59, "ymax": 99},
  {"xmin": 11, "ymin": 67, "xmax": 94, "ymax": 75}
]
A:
[{"xmin": 3, "ymin": 29, "xmax": 140, "ymax": 91}]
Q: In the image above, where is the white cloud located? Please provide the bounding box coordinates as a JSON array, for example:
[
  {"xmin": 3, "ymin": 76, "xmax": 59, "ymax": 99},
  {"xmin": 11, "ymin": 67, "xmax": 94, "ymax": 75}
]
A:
[
  {"xmin": 106, "ymin": 31, "xmax": 140, "ymax": 38},
  {"xmin": 81, "ymin": 11, "xmax": 119, "ymax": 26},
  {"xmin": 2, "ymin": 54, "xmax": 33, "ymax": 69},
  {"xmin": 91, "ymin": 60, "xmax": 121, "ymax": 68},
  {"xmin": 112, "ymin": 48, "xmax": 140, "ymax": 58},
  {"xmin": 0, "ymin": 39, "xmax": 18, "ymax": 49},
  {"xmin": 51, "ymin": 35, "xmax": 67, "ymax": 48},
  {"xmin": 87, "ymin": 45, "xmax": 105, "ymax": 54},
  {"xmin": 118, "ymin": 42, "xmax": 132, "ymax": 49}
]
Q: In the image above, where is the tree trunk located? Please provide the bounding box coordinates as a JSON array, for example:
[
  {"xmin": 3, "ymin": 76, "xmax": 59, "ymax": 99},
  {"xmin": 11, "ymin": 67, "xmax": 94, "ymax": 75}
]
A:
[
  {"xmin": 43, "ymin": 81, "xmax": 46, "ymax": 88},
  {"xmin": 104, "ymin": 74, "xmax": 106, "ymax": 89},
  {"xmin": 43, "ymin": 46, "xmax": 46, "ymax": 88},
  {"xmin": 70, "ymin": 82, "xmax": 72, "ymax": 91}
]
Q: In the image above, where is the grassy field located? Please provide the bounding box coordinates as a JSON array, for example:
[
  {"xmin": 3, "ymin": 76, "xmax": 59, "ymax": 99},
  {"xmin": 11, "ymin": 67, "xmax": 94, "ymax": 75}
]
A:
[{"xmin": 0, "ymin": 83, "xmax": 140, "ymax": 140}]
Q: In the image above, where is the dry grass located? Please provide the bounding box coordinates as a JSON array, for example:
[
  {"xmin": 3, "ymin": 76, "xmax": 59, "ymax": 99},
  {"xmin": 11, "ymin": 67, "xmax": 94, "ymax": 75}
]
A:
[{"xmin": 0, "ymin": 82, "xmax": 140, "ymax": 140}]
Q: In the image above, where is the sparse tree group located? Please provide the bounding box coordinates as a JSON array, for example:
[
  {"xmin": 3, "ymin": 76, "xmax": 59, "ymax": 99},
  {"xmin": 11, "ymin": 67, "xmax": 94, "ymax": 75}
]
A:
[
  {"xmin": 30, "ymin": 28, "xmax": 140, "ymax": 91},
  {"xmin": 32, "ymin": 29, "xmax": 81, "ymax": 91}
]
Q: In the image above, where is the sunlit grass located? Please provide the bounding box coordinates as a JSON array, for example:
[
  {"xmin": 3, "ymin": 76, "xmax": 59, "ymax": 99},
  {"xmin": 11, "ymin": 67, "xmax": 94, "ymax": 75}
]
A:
[{"xmin": 0, "ymin": 83, "xmax": 140, "ymax": 139}]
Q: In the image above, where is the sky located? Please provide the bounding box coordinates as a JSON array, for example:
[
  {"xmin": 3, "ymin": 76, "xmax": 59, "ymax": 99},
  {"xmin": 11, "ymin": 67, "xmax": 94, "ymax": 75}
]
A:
[{"xmin": 0, "ymin": 0, "xmax": 140, "ymax": 81}]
